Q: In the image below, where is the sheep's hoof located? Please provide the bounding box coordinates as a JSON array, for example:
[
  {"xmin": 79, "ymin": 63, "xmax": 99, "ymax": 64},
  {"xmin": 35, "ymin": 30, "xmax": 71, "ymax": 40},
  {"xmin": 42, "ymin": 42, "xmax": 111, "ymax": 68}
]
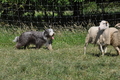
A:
[{"xmin": 101, "ymin": 53, "xmax": 104, "ymax": 56}]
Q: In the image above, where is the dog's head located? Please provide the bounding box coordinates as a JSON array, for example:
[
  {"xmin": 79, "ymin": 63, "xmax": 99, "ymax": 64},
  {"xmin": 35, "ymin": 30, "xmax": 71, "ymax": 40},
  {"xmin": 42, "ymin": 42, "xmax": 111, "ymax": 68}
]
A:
[
  {"xmin": 44, "ymin": 29, "xmax": 54, "ymax": 39},
  {"xmin": 99, "ymin": 20, "xmax": 109, "ymax": 30}
]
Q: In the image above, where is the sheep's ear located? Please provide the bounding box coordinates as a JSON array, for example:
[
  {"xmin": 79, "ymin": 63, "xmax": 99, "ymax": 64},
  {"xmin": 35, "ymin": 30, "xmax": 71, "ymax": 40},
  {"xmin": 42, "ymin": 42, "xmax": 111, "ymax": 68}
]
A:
[
  {"xmin": 99, "ymin": 22, "xmax": 101, "ymax": 25},
  {"xmin": 107, "ymin": 21, "xmax": 110, "ymax": 26},
  {"xmin": 106, "ymin": 21, "xmax": 109, "ymax": 24}
]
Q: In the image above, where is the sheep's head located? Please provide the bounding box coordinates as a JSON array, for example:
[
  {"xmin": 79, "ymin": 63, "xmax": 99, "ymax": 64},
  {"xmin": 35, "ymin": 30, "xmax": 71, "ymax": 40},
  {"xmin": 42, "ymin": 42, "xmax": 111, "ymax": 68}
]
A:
[
  {"xmin": 115, "ymin": 23, "xmax": 120, "ymax": 29},
  {"xmin": 99, "ymin": 20, "xmax": 109, "ymax": 30}
]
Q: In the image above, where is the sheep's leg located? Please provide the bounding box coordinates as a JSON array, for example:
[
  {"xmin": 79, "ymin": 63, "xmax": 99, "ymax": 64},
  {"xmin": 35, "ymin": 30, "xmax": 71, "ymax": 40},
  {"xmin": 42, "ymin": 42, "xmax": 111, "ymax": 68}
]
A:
[
  {"xmin": 104, "ymin": 46, "xmax": 107, "ymax": 53},
  {"xmin": 84, "ymin": 43, "xmax": 88, "ymax": 55},
  {"xmin": 118, "ymin": 47, "xmax": 120, "ymax": 55},
  {"xmin": 102, "ymin": 46, "xmax": 107, "ymax": 54},
  {"xmin": 84, "ymin": 33, "xmax": 90, "ymax": 55},
  {"xmin": 99, "ymin": 45, "xmax": 104, "ymax": 56},
  {"xmin": 114, "ymin": 47, "xmax": 120, "ymax": 55}
]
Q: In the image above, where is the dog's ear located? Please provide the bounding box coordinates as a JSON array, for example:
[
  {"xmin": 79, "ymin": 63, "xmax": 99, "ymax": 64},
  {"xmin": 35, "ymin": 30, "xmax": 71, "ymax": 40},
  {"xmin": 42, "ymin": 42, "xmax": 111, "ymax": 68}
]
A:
[
  {"xmin": 49, "ymin": 25, "xmax": 52, "ymax": 29},
  {"xmin": 44, "ymin": 25, "xmax": 47, "ymax": 30},
  {"xmin": 44, "ymin": 29, "xmax": 47, "ymax": 33},
  {"xmin": 43, "ymin": 30, "xmax": 47, "ymax": 36}
]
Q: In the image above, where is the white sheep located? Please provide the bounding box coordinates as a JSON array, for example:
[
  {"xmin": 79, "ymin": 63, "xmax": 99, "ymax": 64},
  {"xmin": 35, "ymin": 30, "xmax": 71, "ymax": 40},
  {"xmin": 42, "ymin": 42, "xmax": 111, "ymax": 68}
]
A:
[
  {"xmin": 101, "ymin": 23, "xmax": 120, "ymax": 55},
  {"xmin": 84, "ymin": 20, "xmax": 109, "ymax": 56},
  {"xmin": 100, "ymin": 27, "xmax": 118, "ymax": 55}
]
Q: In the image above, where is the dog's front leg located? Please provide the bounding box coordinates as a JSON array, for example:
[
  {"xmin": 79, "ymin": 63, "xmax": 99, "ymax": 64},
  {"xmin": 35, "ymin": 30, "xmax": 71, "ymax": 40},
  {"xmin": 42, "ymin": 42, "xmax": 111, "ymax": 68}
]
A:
[
  {"xmin": 47, "ymin": 44, "xmax": 53, "ymax": 50},
  {"xmin": 45, "ymin": 42, "xmax": 53, "ymax": 50}
]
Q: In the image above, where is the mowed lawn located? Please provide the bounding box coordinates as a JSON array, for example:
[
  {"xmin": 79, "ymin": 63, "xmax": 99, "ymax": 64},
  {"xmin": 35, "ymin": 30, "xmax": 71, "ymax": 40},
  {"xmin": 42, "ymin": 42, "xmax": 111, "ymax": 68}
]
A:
[{"xmin": 0, "ymin": 27, "xmax": 120, "ymax": 80}]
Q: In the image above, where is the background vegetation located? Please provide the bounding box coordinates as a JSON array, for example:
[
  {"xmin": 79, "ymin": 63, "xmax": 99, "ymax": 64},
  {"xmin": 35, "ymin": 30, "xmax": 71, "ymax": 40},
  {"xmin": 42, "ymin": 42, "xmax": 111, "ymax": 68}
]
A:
[
  {"xmin": 0, "ymin": 0, "xmax": 120, "ymax": 27},
  {"xmin": 0, "ymin": 0, "xmax": 119, "ymax": 17}
]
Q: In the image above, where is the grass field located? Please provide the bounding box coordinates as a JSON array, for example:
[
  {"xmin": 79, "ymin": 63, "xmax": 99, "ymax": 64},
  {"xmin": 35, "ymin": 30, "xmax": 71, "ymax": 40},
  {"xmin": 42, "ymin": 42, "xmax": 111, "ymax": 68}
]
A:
[{"xmin": 0, "ymin": 27, "xmax": 120, "ymax": 80}]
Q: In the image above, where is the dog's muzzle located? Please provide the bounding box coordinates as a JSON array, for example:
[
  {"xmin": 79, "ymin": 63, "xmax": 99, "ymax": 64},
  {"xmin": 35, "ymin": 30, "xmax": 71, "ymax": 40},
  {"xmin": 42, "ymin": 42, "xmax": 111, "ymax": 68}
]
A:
[
  {"xmin": 51, "ymin": 36, "xmax": 54, "ymax": 39},
  {"xmin": 51, "ymin": 34, "xmax": 54, "ymax": 39}
]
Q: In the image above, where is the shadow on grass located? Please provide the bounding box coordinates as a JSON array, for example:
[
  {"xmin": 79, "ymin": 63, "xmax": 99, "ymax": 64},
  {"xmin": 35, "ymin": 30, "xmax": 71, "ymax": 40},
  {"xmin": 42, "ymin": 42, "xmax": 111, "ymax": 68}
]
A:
[
  {"xmin": 15, "ymin": 47, "xmax": 49, "ymax": 50},
  {"xmin": 15, "ymin": 47, "xmax": 36, "ymax": 50},
  {"xmin": 105, "ymin": 53, "xmax": 118, "ymax": 57},
  {"xmin": 90, "ymin": 52, "xmax": 118, "ymax": 57},
  {"xmin": 91, "ymin": 53, "xmax": 101, "ymax": 57}
]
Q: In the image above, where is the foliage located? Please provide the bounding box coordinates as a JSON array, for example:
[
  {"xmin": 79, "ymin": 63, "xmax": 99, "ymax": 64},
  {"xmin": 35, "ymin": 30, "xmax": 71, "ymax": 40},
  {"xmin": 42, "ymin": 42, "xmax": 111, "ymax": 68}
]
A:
[
  {"xmin": 74, "ymin": 0, "xmax": 85, "ymax": 2},
  {"xmin": 0, "ymin": 0, "xmax": 119, "ymax": 27}
]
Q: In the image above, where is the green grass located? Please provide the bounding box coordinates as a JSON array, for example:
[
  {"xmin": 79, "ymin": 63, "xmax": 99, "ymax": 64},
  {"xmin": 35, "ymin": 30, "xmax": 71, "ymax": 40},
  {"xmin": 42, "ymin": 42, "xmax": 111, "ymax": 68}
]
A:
[{"xmin": 0, "ymin": 27, "xmax": 120, "ymax": 80}]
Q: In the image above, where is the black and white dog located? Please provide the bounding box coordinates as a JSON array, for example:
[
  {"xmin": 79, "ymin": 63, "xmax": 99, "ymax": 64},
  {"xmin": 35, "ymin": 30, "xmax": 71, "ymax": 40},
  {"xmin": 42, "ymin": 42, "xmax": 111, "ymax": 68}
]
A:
[{"xmin": 13, "ymin": 29, "xmax": 54, "ymax": 50}]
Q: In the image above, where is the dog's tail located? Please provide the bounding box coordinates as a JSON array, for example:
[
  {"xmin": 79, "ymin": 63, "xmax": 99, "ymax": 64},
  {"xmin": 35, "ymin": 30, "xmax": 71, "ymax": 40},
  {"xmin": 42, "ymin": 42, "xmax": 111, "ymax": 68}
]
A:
[{"xmin": 13, "ymin": 36, "xmax": 19, "ymax": 42}]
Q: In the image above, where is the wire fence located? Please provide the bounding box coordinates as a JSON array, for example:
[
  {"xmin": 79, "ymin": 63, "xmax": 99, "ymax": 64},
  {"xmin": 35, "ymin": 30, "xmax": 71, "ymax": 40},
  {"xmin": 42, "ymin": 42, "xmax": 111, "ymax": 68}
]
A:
[{"xmin": 0, "ymin": 0, "xmax": 120, "ymax": 28}]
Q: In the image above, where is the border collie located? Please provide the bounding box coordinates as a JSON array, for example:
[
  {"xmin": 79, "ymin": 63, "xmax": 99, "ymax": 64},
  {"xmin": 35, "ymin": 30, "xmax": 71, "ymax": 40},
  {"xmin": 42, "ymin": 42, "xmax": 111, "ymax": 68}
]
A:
[{"xmin": 13, "ymin": 29, "xmax": 54, "ymax": 50}]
